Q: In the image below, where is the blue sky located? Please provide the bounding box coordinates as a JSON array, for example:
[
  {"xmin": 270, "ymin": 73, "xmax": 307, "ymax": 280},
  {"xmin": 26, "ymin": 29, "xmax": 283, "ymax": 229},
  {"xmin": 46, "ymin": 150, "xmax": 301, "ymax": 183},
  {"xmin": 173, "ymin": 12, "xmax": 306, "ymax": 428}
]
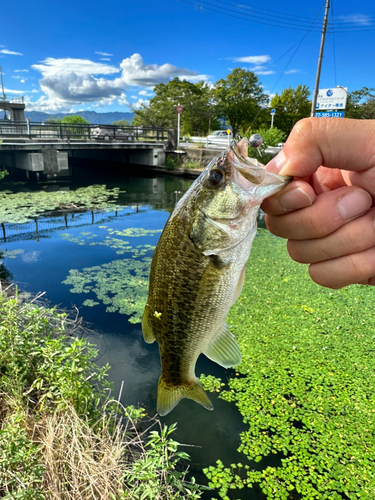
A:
[{"xmin": 1, "ymin": 0, "xmax": 374, "ymax": 114}]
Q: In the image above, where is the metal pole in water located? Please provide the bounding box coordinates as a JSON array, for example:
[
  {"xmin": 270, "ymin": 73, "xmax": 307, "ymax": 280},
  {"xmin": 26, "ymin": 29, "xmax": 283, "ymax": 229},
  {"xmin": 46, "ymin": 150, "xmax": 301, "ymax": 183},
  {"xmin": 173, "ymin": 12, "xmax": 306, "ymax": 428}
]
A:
[{"xmin": 311, "ymin": 0, "xmax": 330, "ymax": 117}]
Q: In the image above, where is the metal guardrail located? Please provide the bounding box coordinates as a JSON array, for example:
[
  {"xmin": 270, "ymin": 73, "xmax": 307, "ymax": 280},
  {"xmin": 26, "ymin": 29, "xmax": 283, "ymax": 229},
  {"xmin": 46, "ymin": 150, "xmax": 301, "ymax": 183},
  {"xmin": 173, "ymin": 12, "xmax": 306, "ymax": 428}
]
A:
[{"xmin": 0, "ymin": 121, "xmax": 176, "ymax": 145}]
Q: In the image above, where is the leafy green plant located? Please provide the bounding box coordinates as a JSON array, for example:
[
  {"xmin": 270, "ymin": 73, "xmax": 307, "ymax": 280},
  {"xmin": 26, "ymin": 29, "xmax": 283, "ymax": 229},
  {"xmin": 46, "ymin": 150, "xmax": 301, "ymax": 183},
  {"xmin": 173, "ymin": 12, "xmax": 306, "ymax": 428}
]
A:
[
  {"xmin": 117, "ymin": 423, "xmax": 204, "ymax": 499},
  {"xmin": 184, "ymin": 161, "xmax": 202, "ymax": 170},
  {"xmin": 165, "ymin": 157, "xmax": 181, "ymax": 170},
  {"xmin": 203, "ymin": 229, "xmax": 375, "ymax": 499},
  {"xmin": 200, "ymin": 374, "xmax": 224, "ymax": 393},
  {"xmin": 0, "ymin": 292, "xmax": 205, "ymax": 499},
  {"xmin": 0, "ymin": 169, "xmax": 8, "ymax": 182}
]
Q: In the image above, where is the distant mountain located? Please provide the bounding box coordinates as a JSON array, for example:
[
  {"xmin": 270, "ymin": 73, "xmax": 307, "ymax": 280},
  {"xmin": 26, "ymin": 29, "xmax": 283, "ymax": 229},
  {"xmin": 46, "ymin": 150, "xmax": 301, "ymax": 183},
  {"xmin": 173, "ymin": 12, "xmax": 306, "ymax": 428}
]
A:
[{"xmin": 25, "ymin": 110, "xmax": 135, "ymax": 125}]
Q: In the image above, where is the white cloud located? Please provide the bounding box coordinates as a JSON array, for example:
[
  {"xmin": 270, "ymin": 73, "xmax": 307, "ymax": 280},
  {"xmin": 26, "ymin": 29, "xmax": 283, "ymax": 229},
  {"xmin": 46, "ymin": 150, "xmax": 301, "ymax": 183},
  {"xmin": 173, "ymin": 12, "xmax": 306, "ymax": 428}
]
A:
[
  {"xmin": 339, "ymin": 14, "xmax": 371, "ymax": 25},
  {"xmin": 27, "ymin": 53, "xmax": 205, "ymax": 112},
  {"xmin": 95, "ymin": 51, "xmax": 113, "ymax": 56},
  {"xmin": 254, "ymin": 70, "xmax": 274, "ymax": 75},
  {"xmin": 100, "ymin": 58, "xmax": 111, "ymax": 61},
  {"xmin": 14, "ymin": 69, "xmax": 29, "ymax": 73},
  {"xmin": 4, "ymin": 88, "xmax": 25, "ymax": 94},
  {"xmin": 231, "ymin": 55, "xmax": 271, "ymax": 64},
  {"xmin": 132, "ymin": 98, "xmax": 150, "ymax": 109},
  {"xmin": 32, "ymin": 57, "xmax": 119, "ymax": 77},
  {"xmin": 116, "ymin": 53, "xmax": 200, "ymax": 87},
  {"xmin": 117, "ymin": 93, "xmax": 129, "ymax": 106},
  {"xmin": 131, "ymin": 95, "xmax": 137, "ymax": 99},
  {"xmin": 0, "ymin": 49, "xmax": 23, "ymax": 56},
  {"xmin": 285, "ymin": 69, "xmax": 299, "ymax": 74}
]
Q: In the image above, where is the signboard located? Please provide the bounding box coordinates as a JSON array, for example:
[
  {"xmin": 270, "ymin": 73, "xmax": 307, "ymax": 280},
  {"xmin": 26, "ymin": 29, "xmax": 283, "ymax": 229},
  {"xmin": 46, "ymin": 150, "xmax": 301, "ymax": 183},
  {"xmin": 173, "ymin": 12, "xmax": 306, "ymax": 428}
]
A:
[
  {"xmin": 270, "ymin": 108, "xmax": 276, "ymax": 115},
  {"xmin": 226, "ymin": 129, "xmax": 231, "ymax": 135},
  {"xmin": 177, "ymin": 105, "xmax": 182, "ymax": 114},
  {"xmin": 315, "ymin": 111, "xmax": 345, "ymax": 118},
  {"xmin": 316, "ymin": 87, "xmax": 348, "ymax": 110}
]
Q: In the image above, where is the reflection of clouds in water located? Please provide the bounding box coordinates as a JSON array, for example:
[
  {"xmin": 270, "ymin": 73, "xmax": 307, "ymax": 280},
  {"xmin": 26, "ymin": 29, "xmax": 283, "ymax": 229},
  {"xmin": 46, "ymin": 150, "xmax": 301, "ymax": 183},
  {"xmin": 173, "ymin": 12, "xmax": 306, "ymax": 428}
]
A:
[
  {"xmin": 22, "ymin": 251, "xmax": 41, "ymax": 263},
  {"xmin": 90, "ymin": 327, "xmax": 160, "ymax": 411}
]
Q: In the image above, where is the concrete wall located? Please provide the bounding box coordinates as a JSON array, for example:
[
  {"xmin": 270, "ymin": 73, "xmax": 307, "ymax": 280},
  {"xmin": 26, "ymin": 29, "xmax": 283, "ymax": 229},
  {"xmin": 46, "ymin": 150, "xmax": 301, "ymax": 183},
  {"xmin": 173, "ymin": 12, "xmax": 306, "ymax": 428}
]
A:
[{"xmin": 168, "ymin": 147, "xmax": 222, "ymax": 168}]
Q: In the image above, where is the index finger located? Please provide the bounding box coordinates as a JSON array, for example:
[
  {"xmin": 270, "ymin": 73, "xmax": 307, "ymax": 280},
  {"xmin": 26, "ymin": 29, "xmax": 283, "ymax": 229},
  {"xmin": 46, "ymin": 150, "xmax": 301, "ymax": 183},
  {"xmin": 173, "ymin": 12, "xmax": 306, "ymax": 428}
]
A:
[{"xmin": 266, "ymin": 118, "xmax": 375, "ymax": 178}]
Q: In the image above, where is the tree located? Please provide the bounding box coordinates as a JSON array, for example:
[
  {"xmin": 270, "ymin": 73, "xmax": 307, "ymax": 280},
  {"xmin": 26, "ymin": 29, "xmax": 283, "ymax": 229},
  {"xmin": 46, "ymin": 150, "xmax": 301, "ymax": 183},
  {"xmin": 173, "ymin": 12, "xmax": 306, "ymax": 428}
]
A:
[
  {"xmin": 61, "ymin": 115, "xmax": 89, "ymax": 125},
  {"xmin": 345, "ymin": 87, "xmax": 375, "ymax": 119},
  {"xmin": 133, "ymin": 78, "xmax": 220, "ymax": 136},
  {"xmin": 112, "ymin": 119, "xmax": 129, "ymax": 126},
  {"xmin": 270, "ymin": 85, "xmax": 311, "ymax": 135},
  {"xmin": 213, "ymin": 69, "xmax": 268, "ymax": 137}
]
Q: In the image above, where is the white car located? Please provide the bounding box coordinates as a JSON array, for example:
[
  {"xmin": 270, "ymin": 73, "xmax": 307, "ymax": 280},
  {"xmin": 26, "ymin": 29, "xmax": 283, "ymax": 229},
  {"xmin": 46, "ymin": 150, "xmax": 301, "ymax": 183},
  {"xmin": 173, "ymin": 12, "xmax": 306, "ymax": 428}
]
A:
[
  {"xmin": 207, "ymin": 130, "xmax": 232, "ymax": 143},
  {"xmin": 206, "ymin": 130, "xmax": 232, "ymax": 144}
]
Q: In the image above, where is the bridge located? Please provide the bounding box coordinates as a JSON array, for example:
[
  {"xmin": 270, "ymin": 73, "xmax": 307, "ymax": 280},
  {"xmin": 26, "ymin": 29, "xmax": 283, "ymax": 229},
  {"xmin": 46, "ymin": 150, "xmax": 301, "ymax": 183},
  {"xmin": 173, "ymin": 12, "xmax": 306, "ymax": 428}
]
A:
[{"xmin": 0, "ymin": 121, "xmax": 177, "ymax": 179}]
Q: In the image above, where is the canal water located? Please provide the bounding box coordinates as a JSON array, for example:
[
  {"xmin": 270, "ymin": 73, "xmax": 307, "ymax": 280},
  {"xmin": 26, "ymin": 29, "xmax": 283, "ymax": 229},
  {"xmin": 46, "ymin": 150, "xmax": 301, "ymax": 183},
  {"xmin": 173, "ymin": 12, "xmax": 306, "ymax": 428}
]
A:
[{"xmin": 0, "ymin": 169, "xmax": 263, "ymax": 499}]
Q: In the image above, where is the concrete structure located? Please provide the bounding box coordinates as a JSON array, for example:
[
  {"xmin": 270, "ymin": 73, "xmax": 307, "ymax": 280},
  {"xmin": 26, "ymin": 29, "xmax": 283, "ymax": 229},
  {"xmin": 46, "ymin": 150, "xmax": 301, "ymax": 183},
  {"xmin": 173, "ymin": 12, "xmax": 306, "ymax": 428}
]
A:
[
  {"xmin": 0, "ymin": 98, "xmax": 26, "ymax": 122},
  {"xmin": 0, "ymin": 139, "xmax": 166, "ymax": 179}
]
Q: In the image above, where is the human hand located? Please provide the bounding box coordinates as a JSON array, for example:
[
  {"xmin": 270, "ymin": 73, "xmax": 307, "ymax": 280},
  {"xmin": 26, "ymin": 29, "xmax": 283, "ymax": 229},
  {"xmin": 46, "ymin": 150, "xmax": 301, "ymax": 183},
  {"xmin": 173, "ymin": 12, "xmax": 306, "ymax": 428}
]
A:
[{"xmin": 261, "ymin": 118, "xmax": 375, "ymax": 289}]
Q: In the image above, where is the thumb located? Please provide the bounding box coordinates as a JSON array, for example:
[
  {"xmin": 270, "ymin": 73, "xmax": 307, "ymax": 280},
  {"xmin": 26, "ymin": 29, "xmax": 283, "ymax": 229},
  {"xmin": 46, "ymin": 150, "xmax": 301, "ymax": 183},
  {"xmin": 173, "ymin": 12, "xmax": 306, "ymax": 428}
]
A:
[{"xmin": 266, "ymin": 118, "xmax": 375, "ymax": 178}]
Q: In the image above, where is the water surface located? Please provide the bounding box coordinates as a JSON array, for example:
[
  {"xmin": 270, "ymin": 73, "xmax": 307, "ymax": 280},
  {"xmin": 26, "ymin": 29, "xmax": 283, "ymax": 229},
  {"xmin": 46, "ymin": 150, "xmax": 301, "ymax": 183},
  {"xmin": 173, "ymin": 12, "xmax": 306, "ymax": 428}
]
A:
[{"xmin": 0, "ymin": 171, "xmax": 251, "ymax": 498}]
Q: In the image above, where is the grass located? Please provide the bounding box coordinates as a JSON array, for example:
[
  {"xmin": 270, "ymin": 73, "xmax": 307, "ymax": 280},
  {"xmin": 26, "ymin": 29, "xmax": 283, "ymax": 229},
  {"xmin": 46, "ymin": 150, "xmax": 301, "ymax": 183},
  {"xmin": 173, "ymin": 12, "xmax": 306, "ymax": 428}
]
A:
[
  {"xmin": 0, "ymin": 284, "xmax": 205, "ymax": 499},
  {"xmin": 201, "ymin": 228, "xmax": 375, "ymax": 500}
]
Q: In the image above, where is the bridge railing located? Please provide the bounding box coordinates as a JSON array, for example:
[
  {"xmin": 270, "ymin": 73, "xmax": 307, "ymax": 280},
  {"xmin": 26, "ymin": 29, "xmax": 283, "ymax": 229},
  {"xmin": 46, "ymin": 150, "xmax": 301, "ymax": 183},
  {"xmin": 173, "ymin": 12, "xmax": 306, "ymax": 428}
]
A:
[{"xmin": 0, "ymin": 121, "xmax": 176, "ymax": 146}]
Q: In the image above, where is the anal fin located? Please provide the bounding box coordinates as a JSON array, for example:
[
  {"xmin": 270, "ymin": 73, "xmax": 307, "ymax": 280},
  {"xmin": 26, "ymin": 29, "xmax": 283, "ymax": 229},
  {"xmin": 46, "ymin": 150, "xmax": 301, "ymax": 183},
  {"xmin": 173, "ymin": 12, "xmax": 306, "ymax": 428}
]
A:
[
  {"xmin": 204, "ymin": 324, "xmax": 241, "ymax": 368},
  {"xmin": 141, "ymin": 305, "xmax": 156, "ymax": 344},
  {"xmin": 157, "ymin": 377, "xmax": 213, "ymax": 416}
]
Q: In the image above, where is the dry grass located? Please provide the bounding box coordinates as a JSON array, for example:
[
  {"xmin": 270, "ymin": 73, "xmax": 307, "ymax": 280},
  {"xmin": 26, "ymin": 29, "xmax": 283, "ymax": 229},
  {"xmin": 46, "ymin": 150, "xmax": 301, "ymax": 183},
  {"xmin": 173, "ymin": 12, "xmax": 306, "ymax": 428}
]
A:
[{"xmin": 33, "ymin": 403, "xmax": 152, "ymax": 499}]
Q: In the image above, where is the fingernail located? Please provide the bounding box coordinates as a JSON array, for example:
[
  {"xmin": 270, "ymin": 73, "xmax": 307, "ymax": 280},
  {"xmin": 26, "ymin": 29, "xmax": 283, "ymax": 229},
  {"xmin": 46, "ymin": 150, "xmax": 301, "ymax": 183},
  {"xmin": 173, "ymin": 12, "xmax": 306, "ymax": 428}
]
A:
[
  {"xmin": 279, "ymin": 187, "xmax": 313, "ymax": 211},
  {"xmin": 337, "ymin": 189, "xmax": 372, "ymax": 221},
  {"xmin": 266, "ymin": 150, "xmax": 286, "ymax": 174}
]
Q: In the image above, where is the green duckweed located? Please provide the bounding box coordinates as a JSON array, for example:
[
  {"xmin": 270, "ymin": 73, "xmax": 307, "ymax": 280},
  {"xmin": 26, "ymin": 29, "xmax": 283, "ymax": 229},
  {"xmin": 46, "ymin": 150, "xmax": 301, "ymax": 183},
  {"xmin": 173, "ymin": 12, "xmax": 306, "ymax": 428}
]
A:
[{"xmin": 203, "ymin": 229, "xmax": 375, "ymax": 500}]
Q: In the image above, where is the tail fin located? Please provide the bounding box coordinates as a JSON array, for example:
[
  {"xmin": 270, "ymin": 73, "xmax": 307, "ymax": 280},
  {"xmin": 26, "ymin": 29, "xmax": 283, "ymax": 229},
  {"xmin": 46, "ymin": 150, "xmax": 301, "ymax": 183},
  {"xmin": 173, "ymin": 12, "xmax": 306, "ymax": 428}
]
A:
[{"xmin": 157, "ymin": 377, "xmax": 214, "ymax": 416}]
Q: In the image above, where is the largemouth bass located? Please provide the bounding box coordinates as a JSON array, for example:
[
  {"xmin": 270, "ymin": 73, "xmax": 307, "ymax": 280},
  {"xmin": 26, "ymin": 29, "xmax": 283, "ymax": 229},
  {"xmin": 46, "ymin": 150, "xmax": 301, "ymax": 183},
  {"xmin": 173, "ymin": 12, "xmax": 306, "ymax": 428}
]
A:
[{"xmin": 142, "ymin": 137, "xmax": 291, "ymax": 416}]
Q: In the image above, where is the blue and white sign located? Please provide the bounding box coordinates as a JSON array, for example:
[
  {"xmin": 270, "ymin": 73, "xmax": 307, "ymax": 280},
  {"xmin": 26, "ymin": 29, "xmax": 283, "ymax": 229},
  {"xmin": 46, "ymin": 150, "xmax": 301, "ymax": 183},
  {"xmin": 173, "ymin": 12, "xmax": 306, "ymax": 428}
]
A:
[
  {"xmin": 270, "ymin": 108, "xmax": 276, "ymax": 115},
  {"xmin": 316, "ymin": 87, "xmax": 348, "ymax": 110},
  {"xmin": 315, "ymin": 111, "xmax": 345, "ymax": 118}
]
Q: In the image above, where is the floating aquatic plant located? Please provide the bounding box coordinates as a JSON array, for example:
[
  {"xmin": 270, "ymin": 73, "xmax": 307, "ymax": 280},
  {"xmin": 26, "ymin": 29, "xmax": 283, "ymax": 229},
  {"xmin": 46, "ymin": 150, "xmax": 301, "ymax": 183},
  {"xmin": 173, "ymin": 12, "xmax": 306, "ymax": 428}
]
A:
[
  {"xmin": 62, "ymin": 227, "xmax": 159, "ymax": 322},
  {"xmin": 0, "ymin": 185, "xmax": 124, "ymax": 224},
  {"xmin": 0, "ymin": 249, "xmax": 25, "ymax": 259},
  {"xmin": 203, "ymin": 229, "xmax": 375, "ymax": 500},
  {"xmin": 63, "ymin": 256, "xmax": 152, "ymax": 323}
]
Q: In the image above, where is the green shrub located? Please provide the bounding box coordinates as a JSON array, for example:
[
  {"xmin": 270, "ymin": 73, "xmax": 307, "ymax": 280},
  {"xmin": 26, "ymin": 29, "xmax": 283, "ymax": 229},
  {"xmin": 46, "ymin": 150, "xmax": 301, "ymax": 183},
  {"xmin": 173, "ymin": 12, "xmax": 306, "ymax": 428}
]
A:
[
  {"xmin": 0, "ymin": 169, "xmax": 8, "ymax": 182},
  {"xmin": 0, "ymin": 293, "xmax": 204, "ymax": 498},
  {"xmin": 184, "ymin": 161, "xmax": 202, "ymax": 170}
]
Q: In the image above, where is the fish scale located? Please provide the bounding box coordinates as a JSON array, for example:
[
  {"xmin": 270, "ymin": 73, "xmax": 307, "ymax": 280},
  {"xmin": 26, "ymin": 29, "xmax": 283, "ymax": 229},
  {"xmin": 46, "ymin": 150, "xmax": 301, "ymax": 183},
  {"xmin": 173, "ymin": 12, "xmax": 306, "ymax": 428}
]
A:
[{"xmin": 142, "ymin": 137, "xmax": 292, "ymax": 416}]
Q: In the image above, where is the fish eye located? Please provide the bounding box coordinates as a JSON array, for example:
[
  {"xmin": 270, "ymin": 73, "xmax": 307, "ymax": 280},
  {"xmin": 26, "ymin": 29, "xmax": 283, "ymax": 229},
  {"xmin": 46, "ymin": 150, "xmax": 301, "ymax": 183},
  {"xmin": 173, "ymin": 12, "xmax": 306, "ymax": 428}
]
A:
[{"xmin": 208, "ymin": 168, "xmax": 224, "ymax": 187}]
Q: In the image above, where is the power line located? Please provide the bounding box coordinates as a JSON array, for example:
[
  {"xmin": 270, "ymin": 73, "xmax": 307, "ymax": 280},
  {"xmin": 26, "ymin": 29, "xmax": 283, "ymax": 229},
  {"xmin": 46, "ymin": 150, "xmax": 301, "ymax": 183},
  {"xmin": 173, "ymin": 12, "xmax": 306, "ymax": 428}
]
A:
[
  {"xmin": 177, "ymin": 0, "xmax": 322, "ymax": 31},
  {"xmin": 179, "ymin": 0, "xmax": 375, "ymax": 33},
  {"xmin": 208, "ymin": 0, "xmax": 320, "ymax": 25}
]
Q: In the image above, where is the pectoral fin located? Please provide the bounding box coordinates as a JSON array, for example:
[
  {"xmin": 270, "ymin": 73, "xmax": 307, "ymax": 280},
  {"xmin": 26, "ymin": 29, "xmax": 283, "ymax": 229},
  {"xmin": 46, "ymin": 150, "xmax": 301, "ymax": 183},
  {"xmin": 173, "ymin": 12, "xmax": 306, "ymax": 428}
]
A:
[
  {"xmin": 231, "ymin": 265, "xmax": 246, "ymax": 306},
  {"xmin": 141, "ymin": 305, "xmax": 156, "ymax": 344},
  {"xmin": 204, "ymin": 324, "xmax": 241, "ymax": 368},
  {"xmin": 157, "ymin": 377, "xmax": 213, "ymax": 416}
]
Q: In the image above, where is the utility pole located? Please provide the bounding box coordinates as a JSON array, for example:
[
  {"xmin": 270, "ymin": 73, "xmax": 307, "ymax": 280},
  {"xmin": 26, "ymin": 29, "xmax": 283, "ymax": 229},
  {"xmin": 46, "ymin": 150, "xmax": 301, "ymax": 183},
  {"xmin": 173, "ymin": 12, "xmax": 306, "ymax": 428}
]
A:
[
  {"xmin": 311, "ymin": 0, "xmax": 330, "ymax": 117},
  {"xmin": 0, "ymin": 66, "xmax": 6, "ymax": 102}
]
